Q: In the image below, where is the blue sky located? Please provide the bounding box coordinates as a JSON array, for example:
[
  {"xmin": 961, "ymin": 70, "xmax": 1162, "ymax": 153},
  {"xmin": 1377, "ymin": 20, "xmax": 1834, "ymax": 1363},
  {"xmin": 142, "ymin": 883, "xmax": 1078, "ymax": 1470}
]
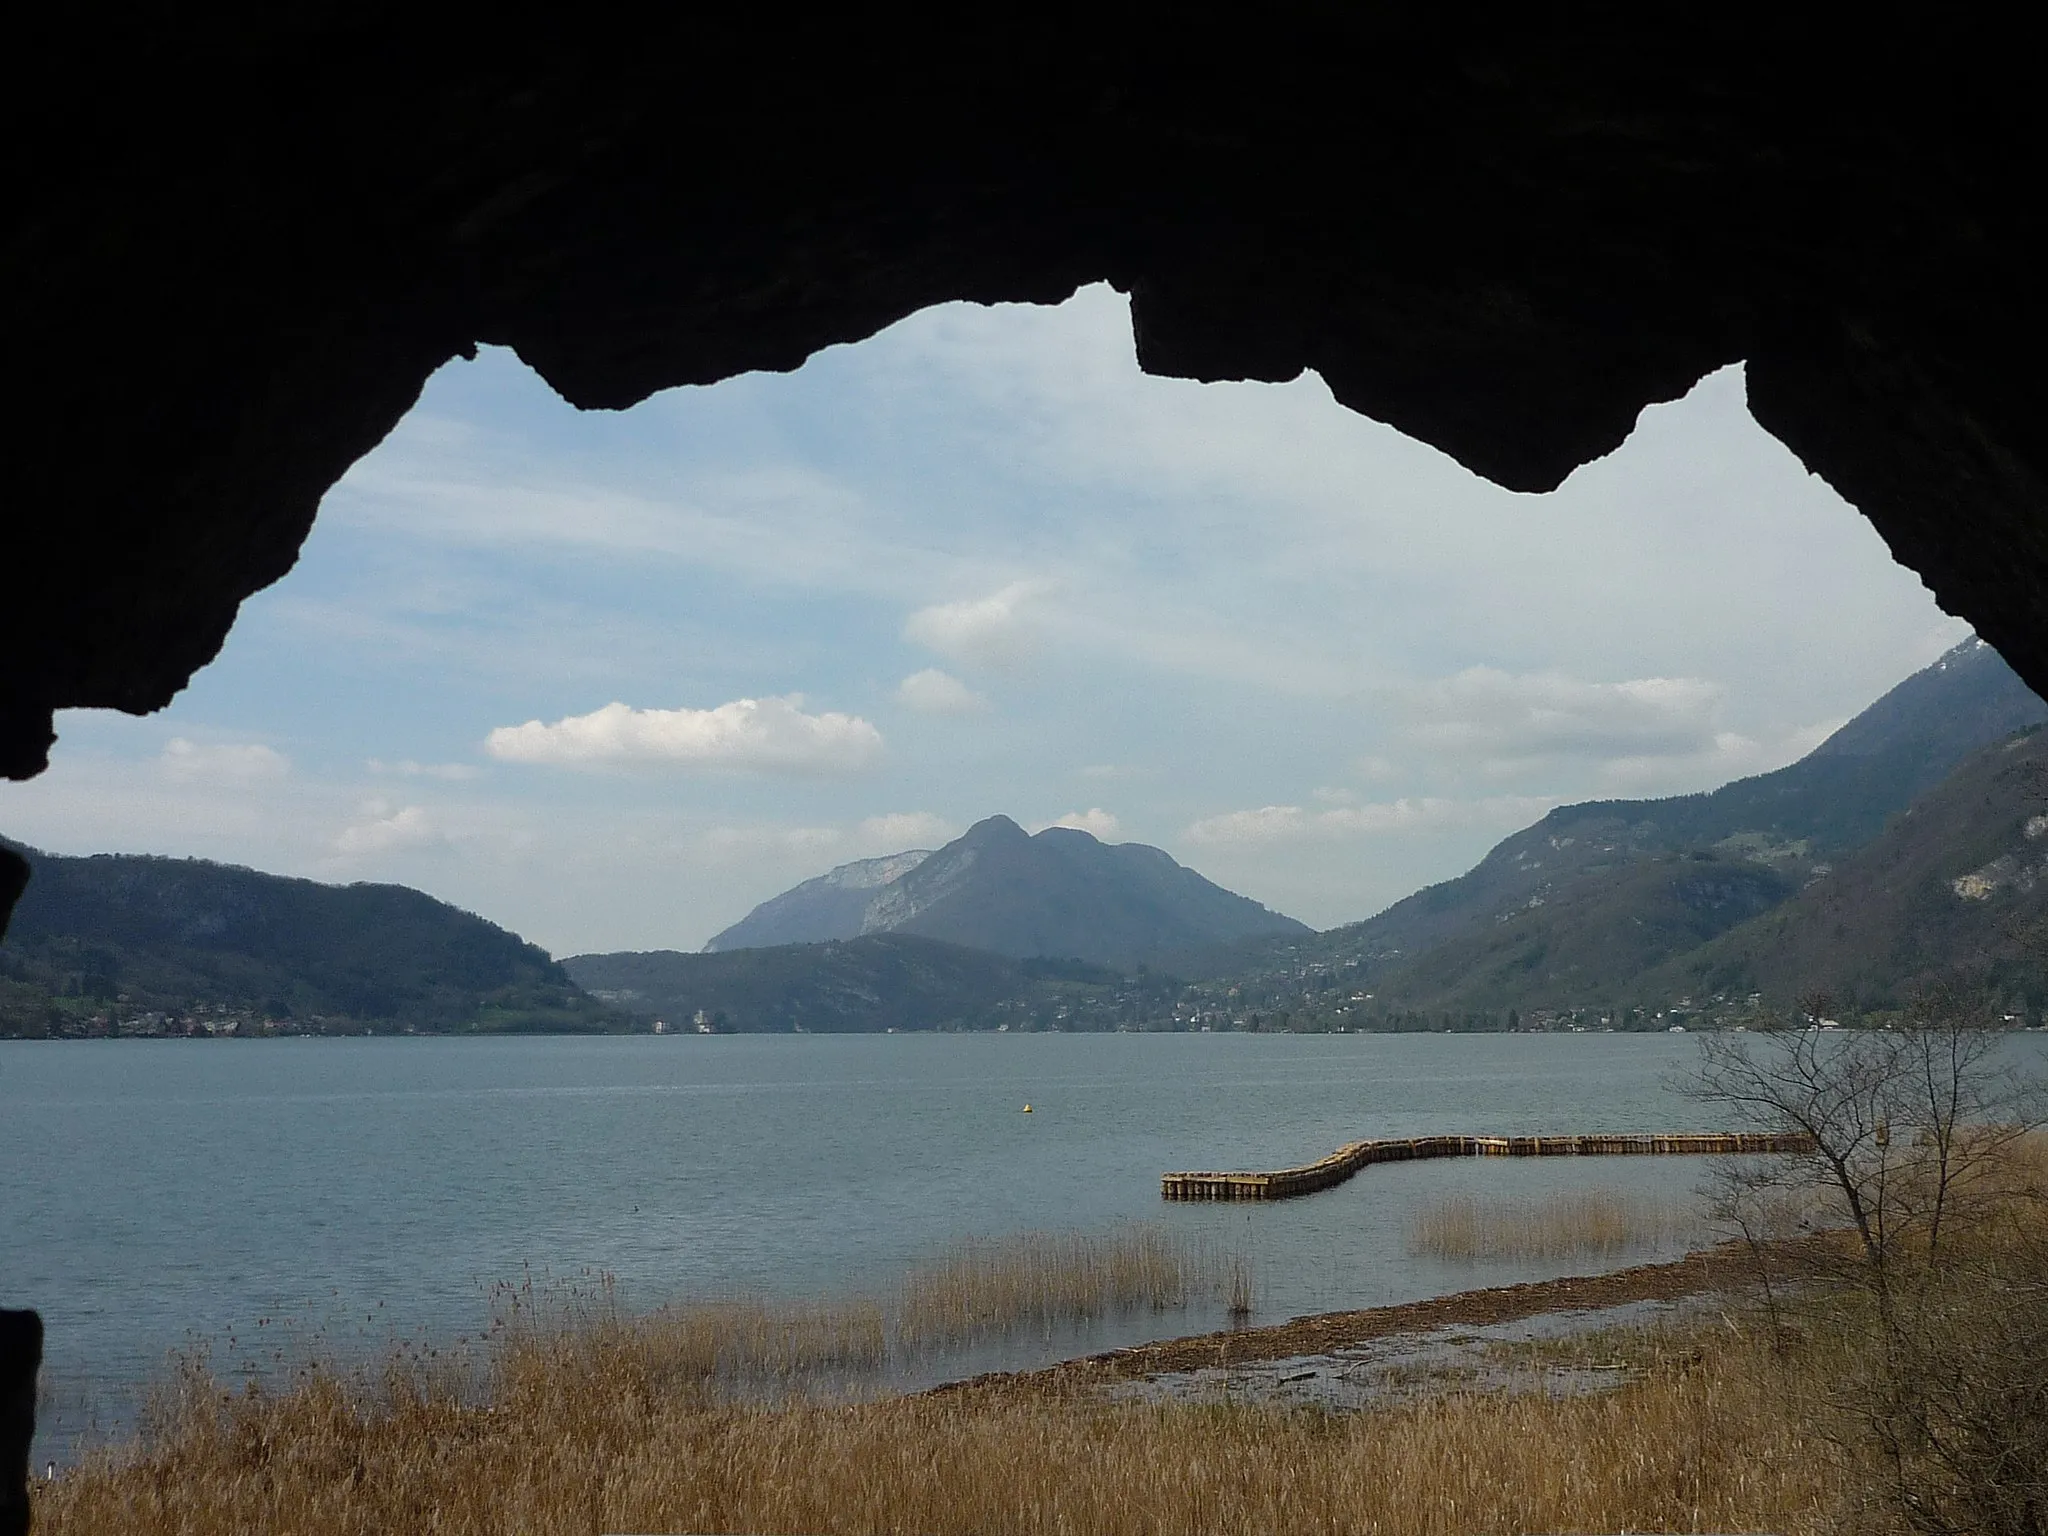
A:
[{"xmin": 0, "ymin": 285, "xmax": 1968, "ymax": 955}]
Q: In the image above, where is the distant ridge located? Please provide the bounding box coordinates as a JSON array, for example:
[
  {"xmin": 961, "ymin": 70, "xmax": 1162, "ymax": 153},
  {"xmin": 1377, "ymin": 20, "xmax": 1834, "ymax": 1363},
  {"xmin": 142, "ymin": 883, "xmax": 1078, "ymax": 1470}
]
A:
[
  {"xmin": 0, "ymin": 843, "xmax": 624, "ymax": 1036},
  {"xmin": 566, "ymin": 933, "xmax": 1181, "ymax": 1033},
  {"xmin": 1649, "ymin": 727, "xmax": 2048, "ymax": 1012},
  {"xmin": 1325, "ymin": 637, "xmax": 2047, "ymax": 976},
  {"xmin": 706, "ymin": 815, "xmax": 1309, "ymax": 969}
]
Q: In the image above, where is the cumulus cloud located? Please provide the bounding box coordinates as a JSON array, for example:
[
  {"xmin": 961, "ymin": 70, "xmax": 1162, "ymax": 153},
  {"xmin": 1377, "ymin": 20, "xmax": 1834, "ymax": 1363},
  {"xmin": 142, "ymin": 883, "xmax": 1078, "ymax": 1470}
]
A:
[
  {"xmin": 895, "ymin": 668, "xmax": 987, "ymax": 716},
  {"xmin": 1186, "ymin": 796, "xmax": 1557, "ymax": 847},
  {"xmin": 485, "ymin": 696, "xmax": 883, "ymax": 775},
  {"xmin": 334, "ymin": 800, "xmax": 441, "ymax": 855},
  {"xmin": 159, "ymin": 738, "xmax": 290, "ymax": 783},
  {"xmin": 368, "ymin": 758, "xmax": 483, "ymax": 781},
  {"xmin": 903, "ymin": 581, "xmax": 1045, "ymax": 669},
  {"xmin": 855, "ymin": 811, "xmax": 957, "ymax": 849},
  {"xmin": 1036, "ymin": 808, "xmax": 1121, "ymax": 839},
  {"xmin": 1402, "ymin": 668, "xmax": 1725, "ymax": 772}
]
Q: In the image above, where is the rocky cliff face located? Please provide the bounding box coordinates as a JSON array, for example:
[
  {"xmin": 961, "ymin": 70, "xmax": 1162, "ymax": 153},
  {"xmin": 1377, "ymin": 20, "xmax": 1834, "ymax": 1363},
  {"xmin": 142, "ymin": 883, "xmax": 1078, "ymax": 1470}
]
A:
[{"xmin": 705, "ymin": 851, "xmax": 933, "ymax": 951}]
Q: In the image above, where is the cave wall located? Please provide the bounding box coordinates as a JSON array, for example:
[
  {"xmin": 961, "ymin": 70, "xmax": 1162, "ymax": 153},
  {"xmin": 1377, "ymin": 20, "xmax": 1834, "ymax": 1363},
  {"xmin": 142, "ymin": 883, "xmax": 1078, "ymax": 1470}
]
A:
[
  {"xmin": 5, "ymin": 6, "xmax": 2048, "ymax": 1504},
  {"xmin": 4, "ymin": 5, "xmax": 2046, "ymax": 821}
]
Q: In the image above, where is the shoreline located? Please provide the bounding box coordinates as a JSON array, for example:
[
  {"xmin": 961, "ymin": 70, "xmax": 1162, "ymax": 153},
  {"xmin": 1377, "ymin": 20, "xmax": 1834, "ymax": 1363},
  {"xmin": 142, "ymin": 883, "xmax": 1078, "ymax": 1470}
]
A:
[{"xmin": 933, "ymin": 1242, "xmax": 1759, "ymax": 1397}]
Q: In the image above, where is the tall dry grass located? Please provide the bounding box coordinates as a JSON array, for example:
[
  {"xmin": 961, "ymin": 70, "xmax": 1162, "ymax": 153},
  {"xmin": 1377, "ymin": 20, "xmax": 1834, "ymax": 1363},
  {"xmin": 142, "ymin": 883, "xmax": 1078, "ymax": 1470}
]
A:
[
  {"xmin": 32, "ymin": 1307, "xmax": 1844, "ymax": 1536},
  {"xmin": 895, "ymin": 1223, "xmax": 1215, "ymax": 1349},
  {"xmin": 1408, "ymin": 1187, "xmax": 1704, "ymax": 1261}
]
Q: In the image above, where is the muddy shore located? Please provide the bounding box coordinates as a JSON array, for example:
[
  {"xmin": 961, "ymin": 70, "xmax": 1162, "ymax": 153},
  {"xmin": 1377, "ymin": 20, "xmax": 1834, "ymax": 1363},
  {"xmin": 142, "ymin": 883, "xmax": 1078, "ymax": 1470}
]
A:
[{"xmin": 935, "ymin": 1242, "xmax": 1770, "ymax": 1399}]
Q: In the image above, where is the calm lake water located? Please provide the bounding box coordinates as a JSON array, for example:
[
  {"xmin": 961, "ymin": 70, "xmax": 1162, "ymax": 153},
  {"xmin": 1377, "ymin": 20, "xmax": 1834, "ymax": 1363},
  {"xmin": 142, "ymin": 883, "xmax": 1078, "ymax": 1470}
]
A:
[{"xmin": 3, "ymin": 1030, "xmax": 1834, "ymax": 1461}]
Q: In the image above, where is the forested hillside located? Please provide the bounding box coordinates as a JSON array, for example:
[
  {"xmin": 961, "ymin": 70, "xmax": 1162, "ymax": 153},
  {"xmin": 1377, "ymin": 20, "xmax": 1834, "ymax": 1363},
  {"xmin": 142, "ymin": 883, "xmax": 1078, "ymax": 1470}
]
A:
[
  {"xmin": 566, "ymin": 935, "xmax": 1182, "ymax": 1033},
  {"xmin": 0, "ymin": 843, "xmax": 627, "ymax": 1037}
]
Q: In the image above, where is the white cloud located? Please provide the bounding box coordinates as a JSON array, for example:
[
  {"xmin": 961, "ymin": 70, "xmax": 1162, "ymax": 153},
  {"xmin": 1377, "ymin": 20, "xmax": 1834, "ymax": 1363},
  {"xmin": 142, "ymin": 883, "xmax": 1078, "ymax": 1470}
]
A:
[
  {"xmin": 701, "ymin": 823, "xmax": 845, "ymax": 857},
  {"xmin": 159, "ymin": 738, "xmax": 290, "ymax": 784},
  {"xmin": 1402, "ymin": 668, "xmax": 1726, "ymax": 772},
  {"xmin": 1186, "ymin": 796, "xmax": 1557, "ymax": 847},
  {"xmin": 367, "ymin": 758, "xmax": 484, "ymax": 781},
  {"xmin": 484, "ymin": 696, "xmax": 883, "ymax": 775},
  {"xmin": 854, "ymin": 811, "xmax": 956, "ymax": 849},
  {"xmin": 1593, "ymin": 717, "xmax": 1846, "ymax": 796},
  {"xmin": 697, "ymin": 811, "xmax": 956, "ymax": 867},
  {"xmin": 334, "ymin": 801, "xmax": 441, "ymax": 855},
  {"xmin": 895, "ymin": 668, "xmax": 988, "ymax": 716},
  {"xmin": 1036, "ymin": 808, "xmax": 1121, "ymax": 839},
  {"xmin": 903, "ymin": 581, "xmax": 1046, "ymax": 670}
]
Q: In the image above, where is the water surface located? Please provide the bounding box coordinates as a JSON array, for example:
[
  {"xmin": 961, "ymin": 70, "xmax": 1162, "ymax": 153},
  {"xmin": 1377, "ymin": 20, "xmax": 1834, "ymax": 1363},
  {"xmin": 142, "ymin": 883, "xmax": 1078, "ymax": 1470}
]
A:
[{"xmin": 6, "ymin": 1030, "xmax": 1774, "ymax": 1459}]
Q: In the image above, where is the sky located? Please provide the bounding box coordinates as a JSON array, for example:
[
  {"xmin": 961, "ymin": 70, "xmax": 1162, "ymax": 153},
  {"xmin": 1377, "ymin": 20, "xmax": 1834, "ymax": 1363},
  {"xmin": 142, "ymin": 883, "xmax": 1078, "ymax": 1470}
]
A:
[{"xmin": 0, "ymin": 284, "xmax": 1970, "ymax": 956}]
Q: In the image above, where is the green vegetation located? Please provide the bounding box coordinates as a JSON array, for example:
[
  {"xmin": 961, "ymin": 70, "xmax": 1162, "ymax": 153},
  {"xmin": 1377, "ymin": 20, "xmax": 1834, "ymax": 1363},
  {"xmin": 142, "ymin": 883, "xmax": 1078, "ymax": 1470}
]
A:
[
  {"xmin": 1653, "ymin": 730, "xmax": 2048, "ymax": 1015},
  {"xmin": 565, "ymin": 936, "xmax": 1186, "ymax": 1033},
  {"xmin": 0, "ymin": 842, "xmax": 631, "ymax": 1038}
]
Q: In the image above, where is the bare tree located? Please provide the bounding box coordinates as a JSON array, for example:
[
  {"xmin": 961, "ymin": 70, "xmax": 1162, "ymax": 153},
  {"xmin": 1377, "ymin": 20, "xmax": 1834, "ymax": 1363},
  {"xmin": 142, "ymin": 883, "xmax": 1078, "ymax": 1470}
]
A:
[
  {"xmin": 1693, "ymin": 990, "xmax": 2040, "ymax": 1287},
  {"xmin": 1688, "ymin": 990, "xmax": 2048, "ymax": 1536}
]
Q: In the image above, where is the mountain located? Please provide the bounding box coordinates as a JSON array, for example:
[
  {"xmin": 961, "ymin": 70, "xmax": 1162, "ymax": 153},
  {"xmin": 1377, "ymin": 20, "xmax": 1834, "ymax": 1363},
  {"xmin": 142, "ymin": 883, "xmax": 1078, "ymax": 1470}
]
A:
[
  {"xmin": 0, "ymin": 844, "xmax": 627, "ymax": 1037},
  {"xmin": 1346, "ymin": 853, "xmax": 1800, "ymax": 1014},
  {"xmin": 566, "ymin": 934, "xmax": 1182, "ymax": 1033},
  {"xmin": 1317, "ymin": 637, "xmax": 2047, "ymax": 980},
  {"xmin": 706, "ymin": 815, "xmax": 1311, "ymax": 969},
  {"xmin": 1646, "ymin": 728, "xmax": 2048, "ymax": 1015},
  {"xmin": 705, "ymin": 850, "xmax": 932, "ymax": 950}
]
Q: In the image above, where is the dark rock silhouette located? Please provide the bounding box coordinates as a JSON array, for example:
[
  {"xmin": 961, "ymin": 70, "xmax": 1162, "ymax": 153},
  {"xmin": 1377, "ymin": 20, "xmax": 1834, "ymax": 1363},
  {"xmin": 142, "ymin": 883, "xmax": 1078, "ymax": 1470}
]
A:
[
  {"xmin": 6, "ymin": 12, "xmax": 2048, "ymax": 799},
  {"xmin": 0, "ymin": 1310, "xmax": 37, "ymax": 1536}
]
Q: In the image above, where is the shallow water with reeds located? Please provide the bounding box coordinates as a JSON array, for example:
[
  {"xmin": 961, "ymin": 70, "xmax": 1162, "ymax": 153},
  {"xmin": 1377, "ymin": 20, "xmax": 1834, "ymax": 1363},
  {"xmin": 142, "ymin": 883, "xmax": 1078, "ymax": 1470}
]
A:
[{"xmin": 4, "ymin": 1028, "xmax": 1827, "ymax": 1463}]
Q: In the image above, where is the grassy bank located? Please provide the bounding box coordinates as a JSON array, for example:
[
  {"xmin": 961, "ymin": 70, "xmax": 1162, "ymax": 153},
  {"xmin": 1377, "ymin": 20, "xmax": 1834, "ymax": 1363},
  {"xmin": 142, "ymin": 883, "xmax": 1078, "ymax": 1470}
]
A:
[{"xmin": 34, "ymin": 1305, "xmax": 1839, "ymax": 1536}]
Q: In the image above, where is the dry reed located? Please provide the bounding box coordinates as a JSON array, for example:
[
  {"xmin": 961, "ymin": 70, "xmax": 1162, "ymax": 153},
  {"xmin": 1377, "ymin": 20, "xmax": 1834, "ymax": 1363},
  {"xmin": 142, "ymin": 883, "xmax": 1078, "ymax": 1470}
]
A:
[
  {"xmin": 32, "ymin": 1309, "xmax": 1843, "ymax": 1536},
  {"xmin": 1408, "ymin": 1187, "xmax": 1704, "ymax": 1261},
  {"xmin": 894, "ymin": 1223, "xmax": 1217, "ymax": 1349}
]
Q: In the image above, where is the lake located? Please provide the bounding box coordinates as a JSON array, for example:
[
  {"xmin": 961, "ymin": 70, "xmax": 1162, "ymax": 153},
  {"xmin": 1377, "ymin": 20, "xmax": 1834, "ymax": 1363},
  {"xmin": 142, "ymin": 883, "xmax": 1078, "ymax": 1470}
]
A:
[{"xmin": 5, "ymin": 1029, "xmax": 1793, "ymax": 1462}]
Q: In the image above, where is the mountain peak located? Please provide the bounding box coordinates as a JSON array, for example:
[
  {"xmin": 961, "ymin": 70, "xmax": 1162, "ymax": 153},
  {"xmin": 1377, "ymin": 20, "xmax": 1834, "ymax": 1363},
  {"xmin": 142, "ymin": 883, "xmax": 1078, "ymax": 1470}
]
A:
[
  {"xmin": 961, "ymin": 814, "xmax": 1031, "ymax": 845},
  {"xmin": 707, "ymin": 813, "xmax": 1307, "ymax": 967}
]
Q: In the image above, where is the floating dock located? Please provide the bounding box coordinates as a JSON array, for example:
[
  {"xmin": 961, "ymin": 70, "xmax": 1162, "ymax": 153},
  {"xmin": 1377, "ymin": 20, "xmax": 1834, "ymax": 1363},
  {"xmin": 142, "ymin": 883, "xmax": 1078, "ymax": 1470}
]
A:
[{"xmin": 1160, "ymin": 1131, "xmax": 1816, "ymax": 1201}]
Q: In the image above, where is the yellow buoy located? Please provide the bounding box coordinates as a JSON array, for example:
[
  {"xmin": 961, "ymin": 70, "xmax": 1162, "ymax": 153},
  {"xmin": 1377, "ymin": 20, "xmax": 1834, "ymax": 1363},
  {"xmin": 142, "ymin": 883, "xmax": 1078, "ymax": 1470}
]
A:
[{"xmin": 1022, "ymin": 1103, "xmax": 1033, "ymax": 1113}]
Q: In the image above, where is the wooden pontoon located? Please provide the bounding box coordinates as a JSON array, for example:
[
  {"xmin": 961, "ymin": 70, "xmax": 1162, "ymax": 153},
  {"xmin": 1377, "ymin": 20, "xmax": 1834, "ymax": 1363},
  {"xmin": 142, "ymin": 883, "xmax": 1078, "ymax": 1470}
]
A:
[{"xmin": 1160, "ymin": 1131, "xmax": 1815, "ymax": 1201}]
